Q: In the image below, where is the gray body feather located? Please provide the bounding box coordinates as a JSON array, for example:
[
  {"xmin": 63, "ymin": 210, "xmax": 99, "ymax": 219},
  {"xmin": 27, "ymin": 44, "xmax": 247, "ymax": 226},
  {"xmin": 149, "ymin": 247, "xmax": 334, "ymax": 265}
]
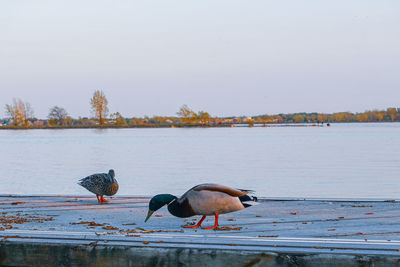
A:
[{"xmin": 177, "ymin": 183, "xmax": 257, "ymax": 216}]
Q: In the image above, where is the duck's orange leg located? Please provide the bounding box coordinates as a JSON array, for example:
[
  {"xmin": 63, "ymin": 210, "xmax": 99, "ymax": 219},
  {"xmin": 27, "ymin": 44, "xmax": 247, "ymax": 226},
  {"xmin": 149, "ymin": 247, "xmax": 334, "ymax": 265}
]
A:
[
  {"xmin": 202, "ymin": 213, "xmax": 219, "ymax": 230},
  {"xmin": 183, "ymin": 215, "xmax": 206, "ymax": 228},
  {"xmin": 99, "ymin": 195, "xmax": 109, "ymax": 203},
  {"xmin": 96, "ymin": 195, "xmax": 100, "ymax": 203}
]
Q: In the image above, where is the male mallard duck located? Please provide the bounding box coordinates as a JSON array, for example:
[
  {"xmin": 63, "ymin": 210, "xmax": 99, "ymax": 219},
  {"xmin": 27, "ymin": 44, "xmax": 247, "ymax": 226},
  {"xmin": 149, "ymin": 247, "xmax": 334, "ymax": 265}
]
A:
[
  {"xmin": 145, "ymin": 183, "xmax": 257, "ymax": 229},
  {"xmin": 78, "ymin": 169, "xmax": 119, "ymax": 203}
]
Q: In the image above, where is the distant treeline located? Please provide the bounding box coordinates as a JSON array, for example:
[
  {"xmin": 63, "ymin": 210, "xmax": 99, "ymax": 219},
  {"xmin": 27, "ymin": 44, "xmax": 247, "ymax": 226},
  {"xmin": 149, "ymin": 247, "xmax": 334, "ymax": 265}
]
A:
[
  {"xmin": 252, "ymin": 108, "xmax": 400, "ymax": 124},
  {"xmin": 1, "ymin": 91, "xmax": 399, "ymax": 128}
]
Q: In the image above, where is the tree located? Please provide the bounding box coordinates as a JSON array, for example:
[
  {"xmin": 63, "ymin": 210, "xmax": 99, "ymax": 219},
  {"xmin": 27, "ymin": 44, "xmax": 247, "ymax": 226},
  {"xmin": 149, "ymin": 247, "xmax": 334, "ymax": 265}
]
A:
[
  {"xmin": 317, "ymin": 114, "xmax": 328, "ymax": 123},
  {"xmin": 247, "ymin": 118, "xmax": 254, "ymax": 127},
  {"xmin": 387, "ymin": 108, "xmax": 397, "ymax": 122},
  {"xmin": 263, "ymin": 115, "xmax": 272, "ymax": 123},
  {"xmin": 48, "ymin": 106, "xmax": 68, "ymax": 125},
  {"xmin": 355, "ymin": 113, "xmax": 368, "ymax": 122},
  {"xmin": 198, "ymin": 111, "xmax": 210, "ymax": 125},
  {"xmin": 110, "ymin": 112, "xmax": 127, "ymax": 126},
  {"xmin": 273, "ymin": 115, "xmax": 284, "ymax": 123},
  {"xmin": 90, "ymin": 90, "xmax": 109, "ymax": 125},
  {"xmin": 293, "ymin": 114, "xmax": 305, "ymax": 123},
  {"xmin": 376, "ymin": 111, "xmax": 385, "ymax": 121},
  {"xmin": 177, "ymin": 105, "xmax": 197, "ymax": 124},
  {"xmin": 5, "ymin": 98, "xmax": 34, "ymax": 126}
]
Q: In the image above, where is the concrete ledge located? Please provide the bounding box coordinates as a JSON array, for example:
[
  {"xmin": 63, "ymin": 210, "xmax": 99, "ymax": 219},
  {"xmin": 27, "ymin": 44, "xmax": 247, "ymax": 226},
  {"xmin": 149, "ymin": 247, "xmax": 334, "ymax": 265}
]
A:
[
  {"xmin": 2, "ymin": 242, "xmax": 400, "ymax": 267},
  {"xmin": 1, "ymin": 195, "xmax": 400, "ymax": 266}
]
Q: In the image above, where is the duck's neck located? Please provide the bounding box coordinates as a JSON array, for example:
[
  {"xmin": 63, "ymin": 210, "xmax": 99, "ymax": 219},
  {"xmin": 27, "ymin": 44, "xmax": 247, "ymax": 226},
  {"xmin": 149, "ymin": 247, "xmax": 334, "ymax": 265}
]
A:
[{"xmin": 167, "ymin": 197, "xmax": 195, "ymax": 218}]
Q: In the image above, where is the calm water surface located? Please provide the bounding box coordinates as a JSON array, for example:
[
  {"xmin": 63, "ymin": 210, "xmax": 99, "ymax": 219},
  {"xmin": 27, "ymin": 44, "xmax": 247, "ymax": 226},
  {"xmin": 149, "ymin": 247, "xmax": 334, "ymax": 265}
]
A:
[{"xmin": 0, "ymin": 123, "xmax": 399, "ymax": 198}]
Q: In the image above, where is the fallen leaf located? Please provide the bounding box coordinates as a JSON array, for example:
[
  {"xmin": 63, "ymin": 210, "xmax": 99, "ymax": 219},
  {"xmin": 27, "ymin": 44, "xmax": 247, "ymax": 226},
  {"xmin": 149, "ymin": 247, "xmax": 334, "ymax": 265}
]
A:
[
  {"xmin": 215, "ymin": 226, "xmax": 242, "ymax": 231},
  {"xmin": 86, "ymin": 241, "xmax": 98, "ymax": 247},
  {"xmin": 70, "ymin": 221, "xmax": 104, "ymax": 226},
  {"xmin": 1, "ymin": 235, "xmax": 21, "ymax": 241},
  {"xmin": 11, "ymin": 202, "xmax": 26, "ymax": 205},
  {"xmin": 142, "ymin": 241, "xmax": 149, "ymax": 244},
  {"xmin": 102, "ymin": 226, "xmax": 119, "ymax": 230}
]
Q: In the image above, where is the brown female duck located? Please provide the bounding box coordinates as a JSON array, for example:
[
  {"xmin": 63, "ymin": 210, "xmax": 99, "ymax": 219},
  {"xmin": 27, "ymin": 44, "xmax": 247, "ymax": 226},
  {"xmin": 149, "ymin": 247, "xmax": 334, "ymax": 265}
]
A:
[
  {"xmin": 145, "ymin": 183, "xmax": 257, "ymax": 229},
  {"xmin": 78, "ymin": 169, "xmax": 119, "ymax": 203}
]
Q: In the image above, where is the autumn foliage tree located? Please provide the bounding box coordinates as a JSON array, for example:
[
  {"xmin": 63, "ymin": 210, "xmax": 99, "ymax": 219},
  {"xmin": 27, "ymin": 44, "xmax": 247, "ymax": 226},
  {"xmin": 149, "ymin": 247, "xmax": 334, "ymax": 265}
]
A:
[
  {"xmin": 387, "ymin": 108, "xmax": 397, "ymax": 121},
  {"xmin": 177, "ymin": 105, "xmax": 197, "ymax": 124},
  {"xmin": 5, "ymin": 98, "xmax": 34, "ymax": 126},
  {"xmin": 90, "ymin": 90, "xmax": 109, "ymax": 125},
  {"xmin": 110, "ymin": 112, "xmax": 127, "ymax": 126},
  {"xmin": 198, "ymin": 111, "xmax": 210, "ymax": 125},
  {"xmin": 48, "ymin": 106, "xmax": 68, "ymax": 125}
]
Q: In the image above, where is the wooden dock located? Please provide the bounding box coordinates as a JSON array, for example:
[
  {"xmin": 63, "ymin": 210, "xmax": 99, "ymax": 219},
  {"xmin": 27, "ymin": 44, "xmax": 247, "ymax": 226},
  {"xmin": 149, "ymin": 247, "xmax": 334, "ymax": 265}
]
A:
[{"xmin": 1, "ymin": 195, "xmax": 400, "ymax": 266}]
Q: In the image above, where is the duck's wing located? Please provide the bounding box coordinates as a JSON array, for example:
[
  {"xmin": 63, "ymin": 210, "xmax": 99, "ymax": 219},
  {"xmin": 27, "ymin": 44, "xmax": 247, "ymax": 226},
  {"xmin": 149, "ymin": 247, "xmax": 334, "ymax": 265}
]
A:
[
  {"xmin": 78, "ymin": 173, "xmax": 110, "ymax": 194},
  {"xmin": 191, "ymin": 183, "xmax": 249, "ymax": 197},
  {"xmin": 176, "ymin": 184, "xmax": 252, "ymax": 216},
  {"xmin": 78, "ymin": 173, "xmax": 107, "ymax": 184}
]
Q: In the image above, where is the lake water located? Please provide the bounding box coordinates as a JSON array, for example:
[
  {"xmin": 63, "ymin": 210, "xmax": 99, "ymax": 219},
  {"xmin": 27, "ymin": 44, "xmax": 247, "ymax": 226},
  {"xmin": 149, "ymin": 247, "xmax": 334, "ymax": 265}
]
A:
[{"xmin": 0, "ymin": 123, "xmax": 399, "ymax": 199}]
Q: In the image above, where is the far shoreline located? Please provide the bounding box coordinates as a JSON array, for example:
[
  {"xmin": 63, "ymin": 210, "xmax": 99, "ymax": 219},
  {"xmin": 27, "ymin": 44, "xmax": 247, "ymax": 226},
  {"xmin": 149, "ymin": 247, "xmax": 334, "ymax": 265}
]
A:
[{"xmin": 3, "ymin": 121, "xmax": 400, "ymax": 130}]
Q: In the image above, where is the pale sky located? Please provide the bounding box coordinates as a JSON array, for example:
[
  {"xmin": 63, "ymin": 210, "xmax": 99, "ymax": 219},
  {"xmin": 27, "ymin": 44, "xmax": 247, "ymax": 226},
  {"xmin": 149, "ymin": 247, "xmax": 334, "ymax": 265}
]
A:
[{"xmin": 1, "ymin": 0, "xmax": 399, "ymax": 119}]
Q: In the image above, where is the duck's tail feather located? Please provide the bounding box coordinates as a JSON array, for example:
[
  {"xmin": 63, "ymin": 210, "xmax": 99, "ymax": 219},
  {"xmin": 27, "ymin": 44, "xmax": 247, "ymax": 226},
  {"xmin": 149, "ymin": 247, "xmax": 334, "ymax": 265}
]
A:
[
  {"xmin": 77, "ymin": 178, "xmax": 87, "ymax": 187},
  {"xmin": 239, "ymin": 194, "xmax": 258, "ymax": 208},
  {"xmin": 237, "ymin": 188, "xmax": 255, "ymax": 194}
]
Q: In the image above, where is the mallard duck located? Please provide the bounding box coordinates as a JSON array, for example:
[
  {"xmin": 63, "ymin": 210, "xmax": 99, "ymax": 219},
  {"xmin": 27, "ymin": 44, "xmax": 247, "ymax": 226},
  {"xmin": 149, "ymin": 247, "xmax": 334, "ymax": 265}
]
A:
[
  {"xmin": 78, "ymin": 169, "xmax": 119, "ymax": 203},
  {"xmin": 145, "ymin": 183, "xmax": 258, "ymax": 229}
]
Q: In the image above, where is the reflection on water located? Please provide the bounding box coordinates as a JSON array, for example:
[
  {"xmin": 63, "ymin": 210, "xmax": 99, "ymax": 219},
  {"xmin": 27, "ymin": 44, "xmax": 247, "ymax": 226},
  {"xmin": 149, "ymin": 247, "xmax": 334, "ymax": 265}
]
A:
[{"xmin": 0, "ymin": 123, "xmax": 399, "ymax": 198}]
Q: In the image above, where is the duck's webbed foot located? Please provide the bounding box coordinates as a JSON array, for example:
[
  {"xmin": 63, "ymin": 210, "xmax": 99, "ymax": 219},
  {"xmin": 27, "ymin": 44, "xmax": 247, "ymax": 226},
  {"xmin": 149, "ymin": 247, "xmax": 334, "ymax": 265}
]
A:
[
  {"xmin": 183, "ymin": 224, "xmax": 201, "ymax": 228},
  {"xmin": 202, "ymin": 225, "xmax": 218, "ymax": 230},
  {"xmin": 202, "ymin": 213, "xmax": 219, "ymax": 230},
  {"xmin": 183, "ymin": 215, "xmax": 206, "ymax": 228},
  {"xmin": 99, "ymin": 195, "xmax": 109, "ymax": 204}
]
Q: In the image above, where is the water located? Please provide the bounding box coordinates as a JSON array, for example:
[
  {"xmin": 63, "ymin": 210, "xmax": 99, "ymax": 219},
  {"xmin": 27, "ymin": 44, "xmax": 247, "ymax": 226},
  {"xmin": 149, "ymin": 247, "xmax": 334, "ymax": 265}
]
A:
[{"xmin": 0, "ymin": 123, "xmax": 399, "ymax": 198}]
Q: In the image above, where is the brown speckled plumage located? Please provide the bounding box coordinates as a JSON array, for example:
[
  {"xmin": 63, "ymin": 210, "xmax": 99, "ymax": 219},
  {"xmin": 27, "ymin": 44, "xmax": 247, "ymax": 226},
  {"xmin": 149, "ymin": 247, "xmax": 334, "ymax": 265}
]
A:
[{"xmin": 78, "ymin": 169, "xmax": 119, "ymax": 197}]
